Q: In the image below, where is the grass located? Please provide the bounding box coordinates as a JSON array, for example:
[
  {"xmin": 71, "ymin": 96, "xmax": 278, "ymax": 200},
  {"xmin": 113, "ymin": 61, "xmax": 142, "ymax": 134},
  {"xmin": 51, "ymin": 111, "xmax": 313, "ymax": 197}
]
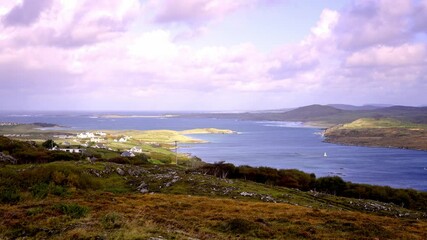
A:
[
  {"xmin": 55, "ymin": 203, "xmax": 89, "ymax": 219},
  {"xmin": 341, "ymin": 118, "xmax": 427, "ymax": 129}
]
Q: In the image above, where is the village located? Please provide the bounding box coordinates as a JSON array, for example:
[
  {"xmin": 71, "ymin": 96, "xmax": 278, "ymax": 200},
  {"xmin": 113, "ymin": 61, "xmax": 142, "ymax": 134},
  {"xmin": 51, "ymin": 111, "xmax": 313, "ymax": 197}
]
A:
[
  {"xmin": 0, "ymin": 122, "xmax": 234, "ymax": 164},
  {"xmin": 50, "ymin": 131, "xmax": 154, "ymax": 158}
]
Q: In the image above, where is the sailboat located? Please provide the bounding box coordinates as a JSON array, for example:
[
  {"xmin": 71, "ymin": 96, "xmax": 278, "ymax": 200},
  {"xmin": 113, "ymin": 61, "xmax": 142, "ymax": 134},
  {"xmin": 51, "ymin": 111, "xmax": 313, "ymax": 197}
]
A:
[{"xmin": 323, "ymin": 152, "xmax": 327, "ymax": 157}]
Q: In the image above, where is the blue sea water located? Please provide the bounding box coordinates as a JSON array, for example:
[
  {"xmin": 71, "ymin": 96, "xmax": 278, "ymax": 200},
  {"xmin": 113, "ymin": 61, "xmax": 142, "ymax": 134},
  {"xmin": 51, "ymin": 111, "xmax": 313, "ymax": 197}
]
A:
[{"xmin": 1, "ymin": 112, "xmax": 426, "ymax": 191}]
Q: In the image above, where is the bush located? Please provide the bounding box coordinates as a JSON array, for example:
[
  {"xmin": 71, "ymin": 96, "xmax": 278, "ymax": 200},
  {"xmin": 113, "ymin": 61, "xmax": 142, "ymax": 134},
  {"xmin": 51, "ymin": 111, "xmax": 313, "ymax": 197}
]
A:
[
  {"xmin": 218, "ymin": 218, "xmax": 256, "ymax": 234},
  {"xmin": 0, "ymin": 186, "xmax": 21, "ymax": 203},
  {"xmin": 101, "ymin": 212, "xmax": 122, "ymax": 229},
  {"xmin": 56, "ymin": 203, "xmax": 89, "ymax": 219},
  {"xmin": 50, "ymin": 184, "xmax": 68, "ymax": 196},
  {"xmin": 315, "ymin": 176, "xmax": 347, "ymax": 195},
  {"xmin": 42, "ymin": 139, "xmax": 57, "ymax": 149},
  {"xmin": 31, "ymin": 183, "xmax": 50, "ymax": 199}
]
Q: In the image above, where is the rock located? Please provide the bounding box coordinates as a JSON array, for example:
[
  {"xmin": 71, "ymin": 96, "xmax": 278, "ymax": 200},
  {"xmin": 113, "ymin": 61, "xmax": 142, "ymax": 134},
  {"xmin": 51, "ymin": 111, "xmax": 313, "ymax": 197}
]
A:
[
  {"xmin": 137, "ymin": 182, "xmax": 149, "ymax": 193},
  {"xmin": 240, "ymin": 192, "xmax": 255, "ymax": 197},
  {"xmin": 0, "ymin": 152, "xmax": 17, "ymax": 164},
  {"xmin": 148, "ymin": 237, "xmax": 165, "ymax": 240},
  {"xmin": 116, "ymin": 168, "xmax": 125, "ymax": 176}
]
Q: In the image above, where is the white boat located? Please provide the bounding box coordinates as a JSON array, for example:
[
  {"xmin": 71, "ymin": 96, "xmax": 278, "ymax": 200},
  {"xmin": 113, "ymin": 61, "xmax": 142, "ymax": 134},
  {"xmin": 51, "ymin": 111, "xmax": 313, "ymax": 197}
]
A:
[{"xmin": 323, "ymin": 152, "xmax": 327, "ymax": 157}]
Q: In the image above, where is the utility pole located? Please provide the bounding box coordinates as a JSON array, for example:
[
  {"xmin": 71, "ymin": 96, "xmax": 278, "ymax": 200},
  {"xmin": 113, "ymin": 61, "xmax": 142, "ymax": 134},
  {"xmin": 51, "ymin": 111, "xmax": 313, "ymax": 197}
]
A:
[{"xmin": 174, "ymin": 141, "xmax": 178, "ymax": 165}]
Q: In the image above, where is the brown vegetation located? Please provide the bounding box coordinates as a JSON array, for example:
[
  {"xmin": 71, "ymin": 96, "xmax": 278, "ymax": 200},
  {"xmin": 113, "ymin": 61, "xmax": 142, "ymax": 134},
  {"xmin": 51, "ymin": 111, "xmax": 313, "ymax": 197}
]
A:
[{"xmin": 1, "ymin": 193, "xmax": 427, "ymax": 239}]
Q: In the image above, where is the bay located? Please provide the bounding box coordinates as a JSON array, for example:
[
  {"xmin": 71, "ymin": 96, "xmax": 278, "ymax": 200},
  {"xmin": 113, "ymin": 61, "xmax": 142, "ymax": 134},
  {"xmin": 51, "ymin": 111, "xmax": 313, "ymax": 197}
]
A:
[{"xmin": 1, "ymin": 112, "xmax": 426, "ymax": 191}]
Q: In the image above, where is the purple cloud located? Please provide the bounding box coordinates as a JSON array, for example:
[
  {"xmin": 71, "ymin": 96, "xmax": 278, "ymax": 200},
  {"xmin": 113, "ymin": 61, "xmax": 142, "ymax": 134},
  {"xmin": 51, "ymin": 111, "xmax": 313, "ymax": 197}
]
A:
[
  {"xmin": 334, "ymin": 0, "xmax": 414, "ymax": 50},
  {"xmin": 150, "ymin": 0, "xmax": 273, "ymax": 26},
  {"xmin": 2, "ymin": 0, "xmax": 53, "ymax": 26}
]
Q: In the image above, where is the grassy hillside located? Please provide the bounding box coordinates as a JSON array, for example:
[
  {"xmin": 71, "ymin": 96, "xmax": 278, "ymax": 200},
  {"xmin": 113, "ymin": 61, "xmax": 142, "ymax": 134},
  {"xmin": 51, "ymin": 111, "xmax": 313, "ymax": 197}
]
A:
[{"xmin": 1, "ymin": 161, "xmax": 427, "ymax": 239}]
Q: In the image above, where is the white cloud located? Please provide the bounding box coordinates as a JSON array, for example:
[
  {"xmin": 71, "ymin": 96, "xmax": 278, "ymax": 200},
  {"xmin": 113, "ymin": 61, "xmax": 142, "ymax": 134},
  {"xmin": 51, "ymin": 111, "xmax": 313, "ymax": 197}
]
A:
[{"xmin": 345, "ymin": 44, "xmax": 427, "ymax": 67}]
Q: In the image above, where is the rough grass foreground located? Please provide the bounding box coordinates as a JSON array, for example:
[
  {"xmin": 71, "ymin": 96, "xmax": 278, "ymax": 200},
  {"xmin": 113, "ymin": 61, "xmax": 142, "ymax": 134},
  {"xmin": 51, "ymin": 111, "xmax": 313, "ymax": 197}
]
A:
[{"xmin": 1, "ymin": 193, "xmax": 426, "ymax": 239}]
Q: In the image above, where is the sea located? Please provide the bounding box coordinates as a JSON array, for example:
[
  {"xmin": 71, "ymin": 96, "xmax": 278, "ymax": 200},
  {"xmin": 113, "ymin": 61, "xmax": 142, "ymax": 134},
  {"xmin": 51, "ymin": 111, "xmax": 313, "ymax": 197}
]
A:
[{"xmin": 1, "ymin": 112, "xmax": 426, "ymax": 191}]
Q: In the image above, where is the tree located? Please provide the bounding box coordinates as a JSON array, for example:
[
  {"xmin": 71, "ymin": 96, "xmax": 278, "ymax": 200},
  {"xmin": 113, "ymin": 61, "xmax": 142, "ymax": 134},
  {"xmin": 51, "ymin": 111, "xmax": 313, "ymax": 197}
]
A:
[
  {"xmin": 42, "ymin": 139, "xmax": 57, "ymax": 149},
  {"xmin": 315, "ymin": 176, "xmax": 347, "ymax": 195}
]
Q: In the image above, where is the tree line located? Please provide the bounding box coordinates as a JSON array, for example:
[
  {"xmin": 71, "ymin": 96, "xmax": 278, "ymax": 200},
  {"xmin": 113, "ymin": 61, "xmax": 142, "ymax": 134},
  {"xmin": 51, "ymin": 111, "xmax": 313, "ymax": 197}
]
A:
[{"xmin": 195, "ymin": 161, "xmax": 427, "ymax": 211}]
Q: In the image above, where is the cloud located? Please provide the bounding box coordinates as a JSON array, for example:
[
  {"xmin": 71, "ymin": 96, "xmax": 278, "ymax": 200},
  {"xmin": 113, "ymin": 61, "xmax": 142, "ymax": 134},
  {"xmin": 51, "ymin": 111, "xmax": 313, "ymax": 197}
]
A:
[
  {"xmin": 149, "ymin": 0, "xmax": 260, "ymax": 26},
  {"xmin": 1, "ymin": 0, "xmax": 141, "ymax": 48},
  {"xmin": 333, "ymin": 0, "xmax": 415, "ymax": 50},
  {"xmin": 2, "ymin": 0, "xmax": 52, "ymax": 26},
  {"xmin": 345, "ymin": 44, "xmax": 427, "ymax": 67}
]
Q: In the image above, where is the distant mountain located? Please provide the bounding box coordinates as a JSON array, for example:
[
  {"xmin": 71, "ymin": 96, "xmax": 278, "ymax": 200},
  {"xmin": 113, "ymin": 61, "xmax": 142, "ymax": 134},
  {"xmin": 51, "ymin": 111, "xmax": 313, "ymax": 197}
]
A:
[
  {"xmin": 277, "ymin": 104, "xmax": 342, "ymax": 120},
  {"xmin": 248, "ymin": 108, "xmax": 294, "ymax": 113},
  {"xmin": 327, "ymin": 104, "xmax": 385, "ymax": 111},
  {"xmin": 183, "ymin": 104, "xmax": 427, "ymax": 126},
  {"xmin": 364, "ymin": 104, "xmax": 395, "ymax": 108}
]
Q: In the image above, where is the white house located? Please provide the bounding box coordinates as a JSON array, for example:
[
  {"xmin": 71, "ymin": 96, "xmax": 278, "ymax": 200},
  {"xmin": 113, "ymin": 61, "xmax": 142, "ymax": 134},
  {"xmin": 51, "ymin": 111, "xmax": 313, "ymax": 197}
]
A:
[
  {"xmin": 93, "ymin": 143, "xmax": 107, "ymax": 149},
  {"xmin": 130, "ymin": 146, "xmax": 143, "ymax": 153},
  {"xmin": 77, "ymin": 132, "xmax": 95, "ymax": 138},
  {"xmin": 50, "ymin": 147, "xmax": 82, "ymax": 153},
  {"xmin": 118, "ymin": 137, "xmax": 127, "ymax": 143},
  {"xmin": 90, "ymin": 137, "xmax": 104, "ymax": 143},
  {"xmin": 95, "ymin": 131, "xmax": 107, "ymax": 136},
  {"xmin": 121, "ymin": 151, "xmax": 135, "ymax": 157}
]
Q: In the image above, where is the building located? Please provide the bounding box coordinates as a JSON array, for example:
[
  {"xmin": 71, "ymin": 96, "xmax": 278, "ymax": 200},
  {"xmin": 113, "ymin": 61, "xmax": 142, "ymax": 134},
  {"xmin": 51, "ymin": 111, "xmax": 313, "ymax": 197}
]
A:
[
  {"xmin": 93, "ymin": 143, "xmax": 107, "ymax": 149},
  {"xmin": 50, "ymin": 146, "xmax": 83, "ymax": 153},
  {"xmin": 90, "ymin": 137, "xmax": 104, "ymax": 143},
  {"xmin": 121, "ymin": 151, "xmax": 135, "ymax": 157},
  {"xmin": 77, "ymin": 132, "xmax": 95, "ymax": 138},
  {"xmin": 130, "ymin": 146, "xmax": 143, "ymax": 153}
]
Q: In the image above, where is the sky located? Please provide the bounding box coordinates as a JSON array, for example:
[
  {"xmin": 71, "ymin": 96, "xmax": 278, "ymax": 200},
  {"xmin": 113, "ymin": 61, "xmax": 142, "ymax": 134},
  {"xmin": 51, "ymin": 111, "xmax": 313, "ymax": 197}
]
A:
[{"xmin": 0, "ymin": 0, "xmax": 426, "ymax": 111}]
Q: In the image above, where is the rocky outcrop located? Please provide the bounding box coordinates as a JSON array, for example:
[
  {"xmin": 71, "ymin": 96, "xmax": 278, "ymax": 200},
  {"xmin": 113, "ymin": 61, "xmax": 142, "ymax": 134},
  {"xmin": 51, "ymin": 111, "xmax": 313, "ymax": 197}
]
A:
[{"xmin": 0, "ymin": 152, "xmax": 17, "ymax": 164}]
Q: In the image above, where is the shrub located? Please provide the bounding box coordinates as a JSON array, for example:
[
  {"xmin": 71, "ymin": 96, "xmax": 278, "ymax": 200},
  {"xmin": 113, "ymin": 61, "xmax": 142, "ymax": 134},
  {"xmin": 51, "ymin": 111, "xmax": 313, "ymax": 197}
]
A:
[
  {"xmin": 0, "ymin": 186, "xmax": 21, "ymax": 203},
  {"xmin": 315, "ymin": 176, "xmax": 347, "ymax": 195},
  {"xmin": 56, "ymin": 203, "xmax": 89, "ymax": 219},
  {"xmin": 101, "ymin": 212, "xmax": 122, "ymax": 229},
  {"xmin": 26, "ymin": 207, "xmax": 43, "ymax": 216},
  {"xmin": 50, "ymin": 184, "xmax": 68, "ymax": 196},
  {"xmin": 31, "ymin": 183, "xmax": 49, "ymax": 199},
  {"xmin": 42, "ymin": 139, "xmax": 57, "ymax": 149}
]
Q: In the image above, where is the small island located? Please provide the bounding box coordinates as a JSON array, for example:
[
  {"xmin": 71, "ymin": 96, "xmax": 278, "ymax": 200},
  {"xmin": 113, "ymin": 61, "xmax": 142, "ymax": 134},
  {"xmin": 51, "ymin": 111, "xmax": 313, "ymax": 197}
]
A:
[
  {"xmin": 323, "ymin": 118, "xmax": 427, "ymax": 151},
  {"xmin": 180, "ymin": 128, "xmax": 236, "ymax": 134}
]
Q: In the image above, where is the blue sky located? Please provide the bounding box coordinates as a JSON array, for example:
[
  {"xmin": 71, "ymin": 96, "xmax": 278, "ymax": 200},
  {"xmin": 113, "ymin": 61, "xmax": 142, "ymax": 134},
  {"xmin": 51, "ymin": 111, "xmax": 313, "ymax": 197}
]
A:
[{"xmin": 0, "ymin": 0, "xmax": 426, "ymax": 111}]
